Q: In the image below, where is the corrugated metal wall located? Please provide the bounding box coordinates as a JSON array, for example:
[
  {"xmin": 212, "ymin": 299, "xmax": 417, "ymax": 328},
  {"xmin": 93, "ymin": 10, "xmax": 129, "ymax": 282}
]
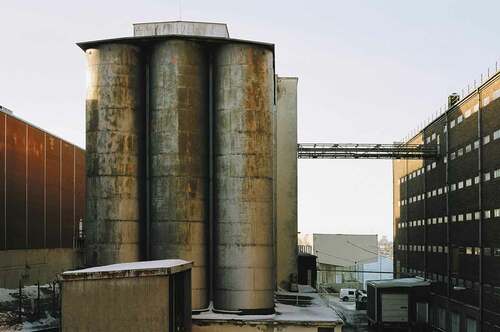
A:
[{"xmin": 0, "ymin": 111, "xmax": 85, "ymax": 250}]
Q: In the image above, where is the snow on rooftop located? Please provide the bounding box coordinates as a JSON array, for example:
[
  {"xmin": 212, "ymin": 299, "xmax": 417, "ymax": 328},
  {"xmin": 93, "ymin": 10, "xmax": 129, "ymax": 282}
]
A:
[
  {"xmin": 193, "ymin": 293, "xmax": 342, "ymax": 327},
  {"xmin": 62, "ymin": 259, "xmax": 191, "ymax": 278}
]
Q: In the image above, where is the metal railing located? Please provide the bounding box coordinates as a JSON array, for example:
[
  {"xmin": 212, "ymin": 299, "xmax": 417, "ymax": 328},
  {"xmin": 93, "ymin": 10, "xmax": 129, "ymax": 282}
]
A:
[{"xmin": 298, "ymin": 143, "xmax": 439, "ymax": 160}]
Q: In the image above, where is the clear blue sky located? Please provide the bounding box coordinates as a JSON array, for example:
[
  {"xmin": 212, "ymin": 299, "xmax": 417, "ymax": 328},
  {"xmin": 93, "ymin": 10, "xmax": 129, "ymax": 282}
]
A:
[{"xmin": 2, "ymin": 0, "xmax": 500, "ymax": 239}]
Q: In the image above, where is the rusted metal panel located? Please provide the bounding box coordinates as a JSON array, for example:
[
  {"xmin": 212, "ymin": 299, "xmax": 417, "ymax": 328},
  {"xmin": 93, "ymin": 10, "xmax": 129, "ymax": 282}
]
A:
[
  {"xmin": 27, "ymin": 126, "xmax": 45, "ymax": 249},
  {"xmin": 61, "ymin": 142, "xmax": 75, "ymax": 248},
  {"xmin": 150, "ymin": 40, "xmax": 209, "ymax": 310},
  {"xmin": 45, "ymin": 134, "xmax": 61, "ymax": 248},
  {"xmin": 0, "ymin": 113, "xmax": 5, "ymax": 249},
  {"xmin": 213, "ymin": 44, "xmax": 275, "ymax": 313},
  {"xmin": 85, "ymin": 44, "xmax": 145, "ymax": 265},
  {"xmin": 6, "ymin": 116, "xmax": 27, "ymax": 249}
]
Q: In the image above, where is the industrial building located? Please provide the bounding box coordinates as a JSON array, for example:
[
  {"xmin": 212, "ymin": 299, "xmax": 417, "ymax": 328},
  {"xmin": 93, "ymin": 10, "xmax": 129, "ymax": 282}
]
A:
[
  {"xmin": 0, "ymin": 105, "xmax": 85, "ymax": 288},
  {"xmin": 76, "ymin": 20, "xmax": 321, "ymax": 329},
  {"xmin": 60, "ymin": 259, "xmax": 192, "ymax": 331},
  {"xmin": 393, "ymin": 72, "xmax": 500, "ymax": 331}
]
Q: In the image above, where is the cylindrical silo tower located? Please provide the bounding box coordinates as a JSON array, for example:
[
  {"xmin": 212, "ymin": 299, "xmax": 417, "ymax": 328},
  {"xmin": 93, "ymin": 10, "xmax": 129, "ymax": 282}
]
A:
[
  {"xmin": 85, "ymin": 44, "xmax": 145, "ymax": 266},
  {"xmin": 213, "ymin": 43, "xmax": 275, "ymax": 313},
  {"xmin": 149, "ymin": 40, "xmax": 209, "ymax": 310}
]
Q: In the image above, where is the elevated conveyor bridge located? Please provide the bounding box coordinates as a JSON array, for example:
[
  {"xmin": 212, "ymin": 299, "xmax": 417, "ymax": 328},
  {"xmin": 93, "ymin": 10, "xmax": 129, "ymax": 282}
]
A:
[{"xmin": 297, "ymin": 143, "xmax": 439, "ymax": 160}]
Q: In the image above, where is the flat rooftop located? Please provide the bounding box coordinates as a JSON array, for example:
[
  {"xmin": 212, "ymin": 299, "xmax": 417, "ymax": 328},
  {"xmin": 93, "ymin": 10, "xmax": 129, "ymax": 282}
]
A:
[
  {"xmin": 193, "ymin": 292, "xmax": 343, "ymax": 328},
  {"xmin": 60, "ymin": 259, "xmax": 192, "ymax": 281}
]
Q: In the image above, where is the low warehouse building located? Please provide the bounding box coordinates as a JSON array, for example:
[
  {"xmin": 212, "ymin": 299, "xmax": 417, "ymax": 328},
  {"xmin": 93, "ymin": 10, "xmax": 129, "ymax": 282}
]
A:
[
  {"xmin": 60, "ymin": 259, "xmax": 192, "ymax": 332},
  {"xmin": 367, "ymin": 278, "xmax": 430, "ymax": 330}
]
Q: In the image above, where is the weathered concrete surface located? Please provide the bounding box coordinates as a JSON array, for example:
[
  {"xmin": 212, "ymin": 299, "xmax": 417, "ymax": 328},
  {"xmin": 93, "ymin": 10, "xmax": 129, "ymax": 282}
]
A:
[
  {"xmin": 276, "ymin": 77, "xmax": 298, "ymax": 291},
  {"xmin": 150, "ymin": 40, "xmax": 209, "ymax": 310},
  {"xmin": 62, "ymin": 275, "xmax": 169, "ymax": 331},
  {"xmin": 0, "ymin": 248, "xmax": 81, "ymax": 288},
  {"xmin": 133, "ymin": 21, "xmax": 229, "ymax": 38},
  {"xmin": 85, "ymin": 44, "xmax": 145, "ymax": 266},
  {"xmin": 213, "ymin": 44, "xmax": 275, "ymax": 312},
  {"xmin": 61, "ymin": 260, "xmax": 192, "ymax": 332}
]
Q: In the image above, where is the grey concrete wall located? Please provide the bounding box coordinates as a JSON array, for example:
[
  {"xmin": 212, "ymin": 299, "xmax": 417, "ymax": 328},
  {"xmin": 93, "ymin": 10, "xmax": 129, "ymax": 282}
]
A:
[
  {"xmin": 0, "ymin": 248, "xmax": 81, "ymax": 288},
  {"xmin": 149, "ymin": 40, "xmax": 209, "ymax": 310},
  {"xmin": 62, "ymin": 275, "xmax": 170, "ymax": 332},
  {"xmin": 276, "ymin": 77, "xmax": 298, "ymax": 290},
  {"xmin": 85, "ymin": 44, "xmax": 145, "ymax": 266}
]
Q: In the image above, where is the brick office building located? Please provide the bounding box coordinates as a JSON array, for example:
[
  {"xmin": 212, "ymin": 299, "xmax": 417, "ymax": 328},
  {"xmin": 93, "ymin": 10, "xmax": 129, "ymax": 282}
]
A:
[{"xmin": 394, "ymin": 72, "xmax": 500, "ymax": 331}]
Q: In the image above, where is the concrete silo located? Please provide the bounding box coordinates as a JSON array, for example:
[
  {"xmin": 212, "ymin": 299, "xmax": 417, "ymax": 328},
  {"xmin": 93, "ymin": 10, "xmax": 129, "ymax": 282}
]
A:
[
  {"xmin": 85, "ymin": 44, "xmax": 145, "ymax": 266},
  {"xmin": 149, "ymin": 40, "xmax": 209, "ymax": 310},
  {"xmin": 213, "ymin": 43, "xmax": 275, "ymax": 313}
]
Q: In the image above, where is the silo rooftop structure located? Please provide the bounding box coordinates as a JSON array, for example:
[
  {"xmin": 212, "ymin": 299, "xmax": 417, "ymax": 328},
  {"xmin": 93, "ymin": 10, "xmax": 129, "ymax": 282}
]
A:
[{"xmin": 78, "ymin": 21, "xmax": 276, "ymax": 314}]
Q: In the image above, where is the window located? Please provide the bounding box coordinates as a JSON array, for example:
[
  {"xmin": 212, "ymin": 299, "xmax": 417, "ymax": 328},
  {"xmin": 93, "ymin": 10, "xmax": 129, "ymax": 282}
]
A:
[
  {"xmin": 451, "ymin": 183, "xmax": 456, "ymax": 191},
  {"xmin": 473, "ymin": 103, "xmax": 479, "ymax": 112},
  {"xmin": 466, "ymin": 213, "xmax": 472, "ymax": 221},
  {"xmin": 450, "ymin": 119, "xmax": 456, "ymax": 128},
  {"xmin": 451, "ymin": 152, "xmax": 456, "ymax": 160},
  {"xmin": 465, "ymin": 144, "xmax": 472, "ymax": 152},
  {"xmin": 495, "ymin": 129, "xmax": 500, "ymax": 140},
  {"xmin": 450, "ymin": 312, "xmax": 460, "ymax": 332},
  {"xmin": 432, "ymin": 162, "xmax": 436, "ymax": 169},
  {"xmin": 466, "ymin": 247, "xmax": 473, "ymax": 254},
  {"xmin": 474, "ymin": 176, "xmax": 480, "ymax": 184},
  {"xmin": 457, "ymin": 115, "xmax": 463, "ymax": 124},
  {"xmin": 457, "ymin": 148, "xmax": 463, "ymax": 156},
  {"xmin": 465, "ymin": 109, "xmax": 471, "ymax": 118},
  {"xmin": 485, "ymin": 172, "xmax": 491, "ymax": 181},
  {"xmin": 495, "ymin": 169, "xmax": 500, "ymax": 178},
  {"xmin": 438, "ymin": 188, "xmax": 443, "ymax": 195},
  {"xmin": 474, "ymin": 139, "xmax": 480, "ymax": 149},
  {"xmin": 444, "ymin": 216, "xmax": 448, "ymax": 223},
  {"xmin": 427, "ymin": 165, "xmax": 431, "ymax": 171},
  {"xmin": 451, "ymin": 215, "xmax": 456, "ymax": 222},
  {"xmin": 485, "ymin": 210, "xmax": 491, "ymax": 219},
  {"xmin": 426, "ymin": 137, "xmax": 431, "ymax": 144},
  {"xmin": 483, "ymin": 97, "xmax": 490, "ymax": 107},
  {"xmin": 466, "ymin": 178, "xmax": 472, "ymax": 187},
  {"xmin": 435, "ymin": 306, "xmax": 446, "ymax": 329},
  {"xmin": 475, "ymin": 212, "xmax": 481, "ymax": 220},
  {"xmin": 431, "ymin": 133, "xmax": 436, "ymax": 140},
  {"xmin": 458, "ymin": 181, "xmax": 464, "ymax": 189},
  {"xmin": 458, "ymin": 214, "xmax": 464, "ymax": 222},
  {"xmin": 495, "ymin": 208, "xmax": 500, "ymax": 217},
  {"xmin": 438, "ymin": 217, "xmax": 443, "ymax": 223},
  {"xmin": 484, "ymin": 135, "xmax": 490, "ymax": 145},
  {"xmin": 466, "ymin": 318, "xmax": 477, "ymax": 332},
  {"xmin": 444, "ymin": 156, "xmax": 447, "ymax": 164}
]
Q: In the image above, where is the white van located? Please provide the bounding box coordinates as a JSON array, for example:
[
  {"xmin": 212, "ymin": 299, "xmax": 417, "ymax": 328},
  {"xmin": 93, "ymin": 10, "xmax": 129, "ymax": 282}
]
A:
[{"xmin": 339, "ymin": 288, "xmax": 357, "ymax": 302}]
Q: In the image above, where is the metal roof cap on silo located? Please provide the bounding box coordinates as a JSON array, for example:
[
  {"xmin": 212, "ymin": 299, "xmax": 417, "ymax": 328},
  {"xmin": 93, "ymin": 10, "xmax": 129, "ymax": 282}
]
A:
[{"xmin": 133, "ymin": 21, "xmax": 229, "ymax": 38}]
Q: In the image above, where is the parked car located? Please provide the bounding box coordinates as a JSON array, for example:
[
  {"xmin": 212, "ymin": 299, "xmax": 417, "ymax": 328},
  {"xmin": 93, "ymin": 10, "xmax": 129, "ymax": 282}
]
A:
[{"xmin": 339, "ymin": 288, "xmax": 357, "ymax": 302}]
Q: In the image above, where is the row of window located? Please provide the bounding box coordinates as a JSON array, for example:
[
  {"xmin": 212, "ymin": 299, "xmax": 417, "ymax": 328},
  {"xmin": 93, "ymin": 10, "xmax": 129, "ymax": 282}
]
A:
[
  {"xmin": 397, "ymin": 244, "xmax": 449, "ymax": 253},
  {"xmin": 397, "ymin": 244, "xmax": 500, "ymax": 256},
  {"xmin": 400, "ymin": 168, "xmax": 500, "ymax": 207},
  {"xmin": 429, "ymin": 89, "xmax": 500, "ymax": 144},
  {"xmin": 398, "ymin": 206, "xmax": 500, "ymax": 229},
  {"xmin": 399, "ymin": 163, "xmax": 437, "ymax": 184}
]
